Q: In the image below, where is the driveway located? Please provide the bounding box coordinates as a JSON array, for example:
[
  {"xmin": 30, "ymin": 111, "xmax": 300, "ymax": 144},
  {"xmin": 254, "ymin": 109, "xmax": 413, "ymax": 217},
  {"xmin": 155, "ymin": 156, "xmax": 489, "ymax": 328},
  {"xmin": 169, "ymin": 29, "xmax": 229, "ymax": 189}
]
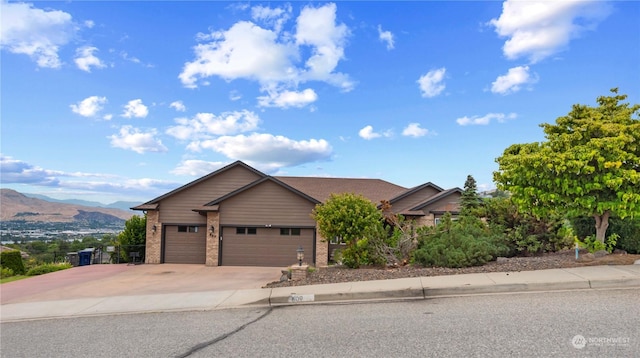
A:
[{"xmin": 0, "ymin": 264, "xmax": 284, "ymax": 305}]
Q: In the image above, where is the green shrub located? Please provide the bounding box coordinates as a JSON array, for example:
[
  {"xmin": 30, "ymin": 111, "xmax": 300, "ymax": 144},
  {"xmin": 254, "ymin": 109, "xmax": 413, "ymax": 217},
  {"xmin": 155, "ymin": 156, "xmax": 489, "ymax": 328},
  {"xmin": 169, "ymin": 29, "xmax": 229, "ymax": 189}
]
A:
[
  {"xmin": 412, "ymin": 215, "xmax": 508, "ymax": 268},
  {"xmin": 0, "ymin": 250, "xmax": 26, "ymax": 275},
  {"xmin": 1, "ymin": 267, "xmax": 15, "ymax": 278},
  {"xmin": 26, "ymin": 262, "xmax": 72, "ymax": 276},
  {"xmin": 577, "ymin": 234, "xmax": 617, "ymax": 253},
  {"xmin": 570, "ymin": 216, "xmax": 640, "ymax": 254}
]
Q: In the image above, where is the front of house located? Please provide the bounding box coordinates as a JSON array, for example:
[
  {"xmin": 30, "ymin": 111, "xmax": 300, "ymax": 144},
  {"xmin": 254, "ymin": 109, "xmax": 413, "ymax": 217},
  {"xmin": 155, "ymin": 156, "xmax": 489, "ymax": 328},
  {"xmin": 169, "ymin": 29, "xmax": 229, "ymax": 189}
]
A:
[{"xmin": 132, "ymin": 161, "xmax": 461, "ymax": 267}]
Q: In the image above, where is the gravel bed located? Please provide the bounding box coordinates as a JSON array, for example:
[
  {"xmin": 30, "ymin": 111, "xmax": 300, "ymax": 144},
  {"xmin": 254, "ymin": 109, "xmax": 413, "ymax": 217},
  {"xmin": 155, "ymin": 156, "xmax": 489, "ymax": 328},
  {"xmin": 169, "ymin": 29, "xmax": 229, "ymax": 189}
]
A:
[{"xmin": 265, "ymin": 250, "xmax": 640, "ymax": 288}]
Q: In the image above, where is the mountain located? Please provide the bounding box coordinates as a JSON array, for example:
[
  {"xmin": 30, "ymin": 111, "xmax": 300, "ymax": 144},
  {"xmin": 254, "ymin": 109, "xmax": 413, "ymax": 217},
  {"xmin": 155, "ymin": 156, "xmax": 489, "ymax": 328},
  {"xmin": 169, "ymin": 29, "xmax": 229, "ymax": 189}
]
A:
[
  {"xmin": 0, "ymin": 189, "xmax": 135, "ymax": 223},
  {"xmin": 24, "ymin": 193, "xmax": 139, "ymax": 211}
]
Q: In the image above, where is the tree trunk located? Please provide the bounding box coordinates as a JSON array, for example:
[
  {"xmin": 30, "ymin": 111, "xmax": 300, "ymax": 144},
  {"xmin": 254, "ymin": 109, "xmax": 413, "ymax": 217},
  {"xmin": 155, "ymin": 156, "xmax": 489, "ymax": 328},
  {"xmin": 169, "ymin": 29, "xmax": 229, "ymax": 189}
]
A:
[{"xmin": 593, "ymin": 211, "xmax": 610, "ymax": 243}]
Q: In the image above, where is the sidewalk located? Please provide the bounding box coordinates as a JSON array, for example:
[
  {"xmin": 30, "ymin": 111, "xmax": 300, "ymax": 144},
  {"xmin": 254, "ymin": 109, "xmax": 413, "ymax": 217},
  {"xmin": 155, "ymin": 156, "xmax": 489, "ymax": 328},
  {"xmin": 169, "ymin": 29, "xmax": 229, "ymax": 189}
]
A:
[{"xmin": 2, "ymin": 264, "xmax": 639, "ymax": 322}]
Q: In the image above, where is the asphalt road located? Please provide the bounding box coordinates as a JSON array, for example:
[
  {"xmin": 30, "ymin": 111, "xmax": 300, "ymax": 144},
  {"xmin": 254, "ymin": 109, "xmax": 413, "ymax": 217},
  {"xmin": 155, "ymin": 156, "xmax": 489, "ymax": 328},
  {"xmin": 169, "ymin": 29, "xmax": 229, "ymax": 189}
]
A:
[{"xmin": 2, "ymin": 288, "xmax": 638, "ymax": 358}]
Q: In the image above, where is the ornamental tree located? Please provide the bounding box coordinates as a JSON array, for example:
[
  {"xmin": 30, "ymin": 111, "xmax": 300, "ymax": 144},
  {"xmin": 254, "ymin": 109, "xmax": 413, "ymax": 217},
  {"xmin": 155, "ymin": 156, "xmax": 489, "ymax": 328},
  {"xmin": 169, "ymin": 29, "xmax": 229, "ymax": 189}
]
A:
[{"xmin": 494, "ymin": 89, "xmax": 640, "ymax": 243}]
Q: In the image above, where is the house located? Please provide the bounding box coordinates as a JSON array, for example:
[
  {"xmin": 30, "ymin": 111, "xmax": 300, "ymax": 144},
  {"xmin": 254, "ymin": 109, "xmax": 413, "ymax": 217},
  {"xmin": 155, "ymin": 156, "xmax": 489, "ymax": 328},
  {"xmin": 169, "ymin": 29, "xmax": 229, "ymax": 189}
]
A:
[{"xmin": 132, "ymin": 161, "xmax": 461, "ymax": 267}]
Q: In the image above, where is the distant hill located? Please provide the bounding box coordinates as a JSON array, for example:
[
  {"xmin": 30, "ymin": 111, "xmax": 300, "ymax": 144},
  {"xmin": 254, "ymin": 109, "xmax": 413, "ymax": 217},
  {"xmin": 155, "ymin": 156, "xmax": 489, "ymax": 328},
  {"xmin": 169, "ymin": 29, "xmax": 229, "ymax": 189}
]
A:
[
  {"xmin": 0, "ymin": 189, "xmax": 135, "ymax": 223},
  {"xmin": 24, "ymin": 193, "xmax": 139, "ymax": 211}
]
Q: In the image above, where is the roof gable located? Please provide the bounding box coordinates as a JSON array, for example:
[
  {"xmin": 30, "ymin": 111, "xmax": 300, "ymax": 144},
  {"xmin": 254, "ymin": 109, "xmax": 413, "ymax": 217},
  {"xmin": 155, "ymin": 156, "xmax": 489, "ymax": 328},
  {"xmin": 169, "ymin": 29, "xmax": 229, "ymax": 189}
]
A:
[
  {"xmin": 275, "ymin": 176, "xmax": 407, "ymax": 204},
  {"xmin": 410, "ymin": 188, "xmax": 462, "ymax": 211},
  {"xmin": 207, "ymin": 176, "xmax": 321, "ymax": 206},
  {"xmin": 132, "ymin": 161, "xmax": 266, "ymax": 209}
]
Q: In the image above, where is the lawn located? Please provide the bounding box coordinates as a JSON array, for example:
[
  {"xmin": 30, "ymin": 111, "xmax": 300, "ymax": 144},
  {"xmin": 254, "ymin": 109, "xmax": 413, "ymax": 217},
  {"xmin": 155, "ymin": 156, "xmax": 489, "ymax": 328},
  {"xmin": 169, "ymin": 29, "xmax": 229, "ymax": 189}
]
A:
[{"xmin": 0, "ymin": 275, "xmax": 29, "ymax": 284}]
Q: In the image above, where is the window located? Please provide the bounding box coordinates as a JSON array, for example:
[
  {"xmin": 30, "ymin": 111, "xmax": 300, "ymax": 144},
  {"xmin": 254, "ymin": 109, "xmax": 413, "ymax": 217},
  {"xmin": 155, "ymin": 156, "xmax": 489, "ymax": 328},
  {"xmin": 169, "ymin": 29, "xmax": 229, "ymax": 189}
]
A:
[
  {"xmin": 178, "ymin": 226, "xmax": 199, "ymax": 233},
  {"xmin": 236, "ymin": 227, "xmax": 245, "ymax": 234},
  {"xmin": 236, "ymin": 227, "xmax": 257, "ymax": 235},
  {"xmin": 247, "ymin": 227, "xmax": 257, "ymax": 235},
  {"xmin": 280, "ymin": 228, "xmax": 301, "ymax": 236},
  {"xmin": 178, "ymin": 226, "xmax": 187, "ymax": 232}
]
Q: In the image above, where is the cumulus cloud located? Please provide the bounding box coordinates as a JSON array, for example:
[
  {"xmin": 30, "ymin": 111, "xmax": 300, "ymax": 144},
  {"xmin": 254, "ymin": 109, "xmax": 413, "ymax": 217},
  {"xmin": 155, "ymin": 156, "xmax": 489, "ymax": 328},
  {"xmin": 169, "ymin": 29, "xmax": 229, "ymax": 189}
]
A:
[
  {"xmin": 179, "ymin": 3, "xmax": 353, "ymax": 104},
  {"xmin": 257, "ymin": 88, "xmax": 318, "ymax": 108},
  {"xmin": 74, "ymin": 46, "xmax": 106, "ymax": 72},
  {"xmin": 402, "ymin": 123, "xmax": 432, "ymax": 138},
  {"xmin": 456, "ymin": 112, "xmax": 517, "ymax": 126},
  {"xmin": 359, "ymin": 125, "xmax": 392, "ymax": 140},
  {"xmin": 0, "ymin": 2, "xmax": 75, "ymax": 68},
  {"xmin": 169, "ymin": 100, "xmax": 186, "ymax": 112},
  {"xmin": 418, "ymin": 68, "xmax": 446, "ymax": 98},
  {"xmin": 188, "ymin": 133, "xmax": 333, "ymax": 168},
  {"xmin": 489, "ymin": 0, "xmax": 611, "ymax": 63},
  {"xmin": 491, "ymin": 65, "xmax": 538, "ymax": 95},
  {"xmin": 70, "ymin": 96, "xmax": 107, "ymax": 117},
  {"xmin": 0, "ymin": 154, "xmax": 60, "ymax": 185},
  {"xmin": 171, "ymin": 159, "xmax": 227, "ymax": 176},
  {"xmin": 166, "ymin": 110, "xmax": 261, "ymax": 140},
  {"xmin": 122, "ymin": 99, "xmax": 149, "ymax": 118},
  {"xmin": 108, "ymin": 126, "xmax": 167, "ymax": 154},
  {"xmin": 378, "ymin": 25, "xmax": 394, "ymax": 50}
]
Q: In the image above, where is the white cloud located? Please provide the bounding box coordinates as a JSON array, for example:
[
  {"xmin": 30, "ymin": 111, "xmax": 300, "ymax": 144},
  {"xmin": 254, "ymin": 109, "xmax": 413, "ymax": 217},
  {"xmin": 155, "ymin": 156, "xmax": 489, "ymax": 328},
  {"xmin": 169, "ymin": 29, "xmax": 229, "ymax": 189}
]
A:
[
  {"xmin": 74, "ymin": 46, "xmax": 106, "ymax": 72},
  {"xmin": 229, "ymin": 90, "xmax": 242, "ymax": 101},
  {"xmin": 418, "ymin": 68, "xmax": 446, "ymax": 98},
  {"xmin": 108, "ymin": 125, "xmax": 167, "ymax": 154},
  {"xmin": 377, "ymin": 25, "xmax": 394, "ymax": 50},
  {"xmin": 456, "ymin": 112, "xmax": 517, "ymax": 126},
  {"xmin": 166, "ymin": 110, "xmax": 261, "ymax": 140},
  {"xmin": 257, "ymin": 88, "xmax": 318, "ymax": 108},
  {"xmin": 171, "ymin": 159, "xmax": 227, "ymax": 176},
  {"xmin": 489, "ymin": 0, "xmax": 611, "ymax": 63},
  {"xmin": 122, "ymin": 99, "xmax": 149, "ymax": 118},
  {"xmin": 402, "ymin": 123, "xmax": 432, "ymax": 138},
  {"xmin": 189, "ymin": 133, "xmax": 333, "ymax": 169},
  {"xmin": 84, "ymin": 20, "xmax": 95, "ymax": 29},
  {"xmin": 0, "ymin": 2, "xmax": 75, "ymax": 68},
  {"xmin": 358, "ymin": 125, "xmax": 393, "ymax": 140},
  {"xmin": 70, "ymin": 96, "xmax": 107, "ymax": 117},
  {"xmin": 179, "ymin": 3, "xmax": 353, "ymax": 102},
  {"xmin": 251, "ymin": 4, "xmax": 292, "ymax": 33},
  {"xmin": 169, "ymin": 100, "xmax": 186, "ymax": 112},
  {"xmin": 491, "ymin": 65, "xmax": 538, "ymax": 95}
]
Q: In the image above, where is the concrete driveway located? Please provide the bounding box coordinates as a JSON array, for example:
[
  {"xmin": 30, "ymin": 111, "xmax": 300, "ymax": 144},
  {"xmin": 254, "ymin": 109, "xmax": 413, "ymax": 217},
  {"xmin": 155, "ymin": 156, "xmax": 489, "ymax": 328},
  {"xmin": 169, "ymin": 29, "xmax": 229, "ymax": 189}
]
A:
[{"xmin": 0, "ymin": 264, "xmax": 284, "ymax": 305}]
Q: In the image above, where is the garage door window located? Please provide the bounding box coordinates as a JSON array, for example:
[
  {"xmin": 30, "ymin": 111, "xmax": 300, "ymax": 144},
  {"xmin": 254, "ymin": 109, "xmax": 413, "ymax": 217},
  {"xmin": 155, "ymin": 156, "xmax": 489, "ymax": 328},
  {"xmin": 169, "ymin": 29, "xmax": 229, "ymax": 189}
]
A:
[
  {"xmin": 280, "ymin": 228, "xmax": 301, "ymax": 236},
  {"xmin": 178, "ymin": 226, "xmax": 199, "ymax": 233},
  {"xmin": 236, "ymin": 227, "xmax": 256, "ymax": 235}
]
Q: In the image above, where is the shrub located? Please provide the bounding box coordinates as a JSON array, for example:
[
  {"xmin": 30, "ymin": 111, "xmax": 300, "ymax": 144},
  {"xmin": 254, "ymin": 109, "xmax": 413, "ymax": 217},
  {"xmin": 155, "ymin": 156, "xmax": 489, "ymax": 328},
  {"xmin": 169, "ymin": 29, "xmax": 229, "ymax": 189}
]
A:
[
  {"xmin": 26, "ymin": 262, "xmax": 72, "ymax": 276},
  {"xmin": 577, "ymin": 234, "xmax": 617, "ymax": 253},
  {"xmin": 1, "ymin": 267, "xmax": 15, "ymax": 278},
  {"xmin": 570, "ymin": 216, "xmax": 640, "ymax": 254},
  {"xmin": 412, "ymin": 214, "xmax": 508, "ymax": 268},
  {"xmin": 0, "ymin": 250, "xmax": 26, "ymax": 275}
]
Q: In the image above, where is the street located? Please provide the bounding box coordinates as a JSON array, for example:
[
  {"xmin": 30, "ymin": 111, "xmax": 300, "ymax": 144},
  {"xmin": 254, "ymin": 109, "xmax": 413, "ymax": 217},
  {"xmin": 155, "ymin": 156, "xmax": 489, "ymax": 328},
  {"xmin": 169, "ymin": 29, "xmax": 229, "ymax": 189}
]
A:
[{"xmin": 2, "ymin": 288, "xmax": 638, "ymax": 357}]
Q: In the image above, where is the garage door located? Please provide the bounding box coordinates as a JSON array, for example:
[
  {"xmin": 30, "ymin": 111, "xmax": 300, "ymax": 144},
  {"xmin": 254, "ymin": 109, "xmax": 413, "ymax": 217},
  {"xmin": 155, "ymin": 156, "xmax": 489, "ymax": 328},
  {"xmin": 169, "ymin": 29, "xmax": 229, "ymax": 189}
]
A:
[
  {"xmin": 220, "ymin": 227, "xmax": 314, "ymax": 266},
  {"xmin": 164, "ymin": 225, "xmax": 206, "ymax": 264}
]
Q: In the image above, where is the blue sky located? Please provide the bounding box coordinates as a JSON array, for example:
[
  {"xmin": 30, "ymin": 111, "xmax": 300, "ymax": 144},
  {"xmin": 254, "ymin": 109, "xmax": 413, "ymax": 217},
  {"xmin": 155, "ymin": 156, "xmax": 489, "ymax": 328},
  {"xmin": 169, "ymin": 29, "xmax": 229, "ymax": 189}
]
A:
[{"xmin": 1, "ymin": 1, "xmax": 639, "ymax": 204}]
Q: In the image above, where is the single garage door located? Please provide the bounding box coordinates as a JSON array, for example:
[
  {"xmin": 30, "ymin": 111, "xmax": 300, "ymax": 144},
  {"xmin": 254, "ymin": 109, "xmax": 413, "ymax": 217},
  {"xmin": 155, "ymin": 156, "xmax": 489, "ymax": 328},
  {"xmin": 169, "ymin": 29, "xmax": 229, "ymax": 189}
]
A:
[
  {"xmin": 164, "ymin": 225, "xmax": 206, "ymax": 264},
  {"xmin": 221, "ymin": 226, "xmax": 314, "ymax": 266}
]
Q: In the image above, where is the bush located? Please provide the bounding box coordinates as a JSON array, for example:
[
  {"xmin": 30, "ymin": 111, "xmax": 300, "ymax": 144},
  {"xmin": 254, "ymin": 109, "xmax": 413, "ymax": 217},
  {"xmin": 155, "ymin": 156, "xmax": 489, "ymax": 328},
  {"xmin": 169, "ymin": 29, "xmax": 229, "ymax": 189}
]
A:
[
  {"xmin": 570, "ymin": 216, "xmax": 640, "ymax": 254},
  {"xmin": 26, "ymin": 262, "xmax": 72, "ymax": 276},
  {"xmin": 1, "ymin": 267, "xmax": 15, "ymax": 278},
  {"xmin": 412, "ymin": 215, "xmax": 508, "ymax": 268},
  {"xmin": 0, "ymin": 250, "xmax": 26, "ymax": 275}
]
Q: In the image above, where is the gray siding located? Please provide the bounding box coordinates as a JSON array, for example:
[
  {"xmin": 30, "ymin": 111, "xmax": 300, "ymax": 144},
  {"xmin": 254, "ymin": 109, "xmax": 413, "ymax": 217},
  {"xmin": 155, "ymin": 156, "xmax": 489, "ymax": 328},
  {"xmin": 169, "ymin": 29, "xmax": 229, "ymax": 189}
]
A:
[
  {"xmin": 391, "ymin": 186, "xmax": 440, "ymax": 212},
  {"xmin": 219, "ymin": 180, "xmax": 317, "ymax": 226},
  {"xmin": 159, "ymin": 165, "xmax": 262, "ymax": 223}
]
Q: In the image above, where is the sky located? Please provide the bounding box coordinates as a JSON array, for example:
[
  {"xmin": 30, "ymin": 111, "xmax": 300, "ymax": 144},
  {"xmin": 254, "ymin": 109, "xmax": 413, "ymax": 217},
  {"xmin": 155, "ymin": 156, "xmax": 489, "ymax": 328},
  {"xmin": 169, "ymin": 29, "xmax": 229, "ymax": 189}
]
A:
[{"xmin": 1, "ymin": 0, "xmax": 639, "ymax": 205}]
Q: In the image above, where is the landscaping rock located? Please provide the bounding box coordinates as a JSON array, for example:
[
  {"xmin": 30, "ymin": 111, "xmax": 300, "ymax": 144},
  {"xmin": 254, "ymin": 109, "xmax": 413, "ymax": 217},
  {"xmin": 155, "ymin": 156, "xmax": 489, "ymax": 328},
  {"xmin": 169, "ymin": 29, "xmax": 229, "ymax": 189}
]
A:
[
  {"xmin": 594, "ymin": 250, "xmax": 609, "ymax": 258},
  {"xmin": 496, "ymin": 257, "xmax": 509, "ymax": 263},
  {"xmin": 578, "ymin": 253, "xmax": 595, "ymax": 262},
  {"xmin": 635, "ymin": 259, "xmax": 640, "ymax": 265}
]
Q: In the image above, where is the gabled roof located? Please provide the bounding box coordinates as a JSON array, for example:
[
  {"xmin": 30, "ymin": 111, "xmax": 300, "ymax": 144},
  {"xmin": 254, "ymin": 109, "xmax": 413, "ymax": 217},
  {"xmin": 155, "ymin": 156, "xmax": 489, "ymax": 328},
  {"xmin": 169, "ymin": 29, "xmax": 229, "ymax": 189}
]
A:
[
  {"xmin": 410, "ymin": 187, "xmax": 462, "ymax": 211},
  {"xmin": 387, "ymin": 182, "xmax": 444, "ymax": 205},
  {"xmin": 206, "ymin": 176, "xmax": 321, "ymax": 206},
  {"xmin": 131, "ymin": 161, "xmax": 266, "ymax": 210},
  {"xmin": 275, "ymin": 176, "xmax": 408, "ymax": 204}
]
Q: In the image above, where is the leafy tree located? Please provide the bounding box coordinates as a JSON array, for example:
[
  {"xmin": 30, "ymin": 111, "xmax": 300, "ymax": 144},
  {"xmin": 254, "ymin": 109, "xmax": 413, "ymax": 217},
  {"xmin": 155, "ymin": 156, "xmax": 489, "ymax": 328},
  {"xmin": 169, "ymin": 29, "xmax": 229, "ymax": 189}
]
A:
[
  {"xmin": 494, "ymin": 89, "xmax": 640, "ymax": 243},
  {"xmin": 311, "ymin": 193, "xmax": 383, "ymax": 268},
  {"xmin": 117, "ymin": 214, "xmax": 147, "ymax": 261},
  {"xmin": 460, "ymin": 175, "xmax": 481, "ymax": 215}
]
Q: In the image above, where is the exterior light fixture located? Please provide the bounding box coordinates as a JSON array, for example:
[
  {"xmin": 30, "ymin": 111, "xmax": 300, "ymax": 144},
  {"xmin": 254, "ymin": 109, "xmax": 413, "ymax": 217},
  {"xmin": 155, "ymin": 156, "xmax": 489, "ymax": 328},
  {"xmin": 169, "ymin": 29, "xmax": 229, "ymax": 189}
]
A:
[
  {"xmin": 296, "ymin": 246, "xmax": 304, "ymax": 266},
  {"xmin": 152, "ymin": 225, "xmax": 157, "ymax": 234},
  {"xmin": 209, "ymin": 225, "xmax": 215, "ymax": 236}
]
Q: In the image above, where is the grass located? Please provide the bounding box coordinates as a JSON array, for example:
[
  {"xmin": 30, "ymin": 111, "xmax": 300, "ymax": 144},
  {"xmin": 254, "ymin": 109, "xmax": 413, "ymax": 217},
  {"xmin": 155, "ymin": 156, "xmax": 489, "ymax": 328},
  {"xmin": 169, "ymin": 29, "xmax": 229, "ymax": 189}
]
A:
[{"xmin": 0, "ymin": 275, "xmax": 29, "ymax": 284}]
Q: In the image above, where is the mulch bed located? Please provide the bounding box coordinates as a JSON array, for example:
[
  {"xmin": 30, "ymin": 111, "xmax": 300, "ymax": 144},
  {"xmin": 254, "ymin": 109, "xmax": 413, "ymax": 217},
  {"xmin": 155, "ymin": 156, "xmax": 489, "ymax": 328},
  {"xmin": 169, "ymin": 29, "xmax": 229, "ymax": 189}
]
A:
[{"xmin": 264, "ymin": 250, "xmax": 640, "ymax": 288}]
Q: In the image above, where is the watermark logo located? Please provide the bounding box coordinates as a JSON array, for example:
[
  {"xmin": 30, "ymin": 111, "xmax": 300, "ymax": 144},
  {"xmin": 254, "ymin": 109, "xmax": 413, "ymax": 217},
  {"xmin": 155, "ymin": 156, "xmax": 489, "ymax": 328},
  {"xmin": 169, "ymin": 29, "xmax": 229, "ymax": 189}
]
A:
[
  {"xmin": 572, "ymin": 334, "xmax": 630, "ymax": 349},
  {"xmin": 572, "ymin": 335, "xmax": 587, "ymax": 349}
]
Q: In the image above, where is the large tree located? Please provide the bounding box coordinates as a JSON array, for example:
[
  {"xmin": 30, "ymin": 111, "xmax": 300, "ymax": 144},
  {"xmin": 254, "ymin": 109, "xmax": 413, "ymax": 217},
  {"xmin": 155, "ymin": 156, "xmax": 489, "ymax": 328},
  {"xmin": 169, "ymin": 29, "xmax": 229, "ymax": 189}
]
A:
[{"xmin": 494, "ymin": 89, "xmax": 640, "ymax": 243}]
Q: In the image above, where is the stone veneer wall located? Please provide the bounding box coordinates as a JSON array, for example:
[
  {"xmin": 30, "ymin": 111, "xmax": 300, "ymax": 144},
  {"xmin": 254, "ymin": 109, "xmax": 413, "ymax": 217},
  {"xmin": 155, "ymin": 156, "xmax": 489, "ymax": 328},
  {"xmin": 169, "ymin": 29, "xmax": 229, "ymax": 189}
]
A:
[
  {"xmin": 145, "ymin": 210, "xmax": 161, "ymax": 264},
  {"xmin": 206, "ymin": 212, "xmax": 220, "ymax": 266},
  {"xmin": 315, "ymin": 229, "xmax": 329, "ymax": 267}
]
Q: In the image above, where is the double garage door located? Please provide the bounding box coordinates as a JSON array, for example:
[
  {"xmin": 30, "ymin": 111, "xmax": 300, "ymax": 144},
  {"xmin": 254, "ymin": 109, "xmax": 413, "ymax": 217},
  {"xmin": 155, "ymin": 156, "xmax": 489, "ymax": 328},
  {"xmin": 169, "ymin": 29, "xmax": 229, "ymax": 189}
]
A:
[
  {"xmin": 163, "ymin": 225, "xmax": 314, "ymax": 266},
  {"xmin": 220, "ymin": 227, "xmax": 314, "ymax": 267}
]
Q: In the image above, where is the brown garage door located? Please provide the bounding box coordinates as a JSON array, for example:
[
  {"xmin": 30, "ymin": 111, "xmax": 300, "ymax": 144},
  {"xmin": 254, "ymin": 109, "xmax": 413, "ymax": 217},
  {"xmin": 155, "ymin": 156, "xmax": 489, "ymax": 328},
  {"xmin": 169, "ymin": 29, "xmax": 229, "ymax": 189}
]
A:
[
  {"xmin": 164, "ymin": 225, "xmax": 206, "ymax": 264},
  {"xmin": 220, "ymin": 226, "xmax": 314, "ymax": 266}
]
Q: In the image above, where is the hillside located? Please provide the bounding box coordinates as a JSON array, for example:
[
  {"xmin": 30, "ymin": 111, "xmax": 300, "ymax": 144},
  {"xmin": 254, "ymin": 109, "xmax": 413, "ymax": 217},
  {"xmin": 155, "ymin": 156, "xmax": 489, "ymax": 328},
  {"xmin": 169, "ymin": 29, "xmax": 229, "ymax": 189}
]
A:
[{"xmin": 0, "ymin": 189, "xmax": 135, "ymax": 223}]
